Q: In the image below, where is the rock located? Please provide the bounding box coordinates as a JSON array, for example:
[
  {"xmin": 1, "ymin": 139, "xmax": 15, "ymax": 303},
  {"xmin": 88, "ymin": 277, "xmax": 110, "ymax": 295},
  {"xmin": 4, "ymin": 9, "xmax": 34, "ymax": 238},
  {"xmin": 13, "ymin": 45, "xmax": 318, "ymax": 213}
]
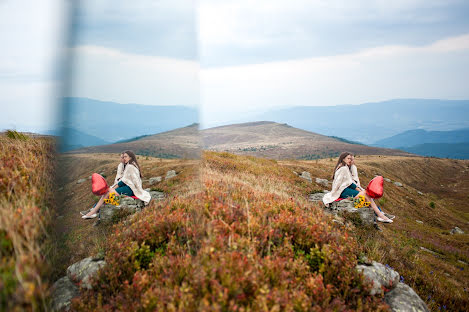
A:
[
  {"xmin": 76, "ymin": 178, "xmax": 86, "ymax": 184},
  {"xmin": 58, "ymin": 187, "xmax": 64, "ymax": 191},
  {"xmin": 149, "ymin": 176, "xmax": 162, "ymax": 185},
  {"xmin": 150, "ymin": 191, "xmax": 165, "ymax": 200},
  {"xmin": 309, "ymin": 192, "xmax": 325, "ymax": 202},
  {"xmin": 356, "ymin": 261, "xmax": 400, "ymax": 295},
  {"xmin": 385, "ymin": 282, "xmax": 429, "ymax": 312},
  {"xmin": 323, "ymin": 190, "xmax": 329, "ymax": 193},
  {"xmin": 315, "ymin": 177, "xmax": 329, "ymax": 187},
  {"xmin": 99, "ymin": 196, "xmax": 146, "ymax": 222},
  {"xmin": 88, "ymin": 176, "xmax": 92, "ymax": 180},
  {"xmin": 416, "ymin": 220, "xmax": 423, "ymax": 224},
  {"xmin": 384, "ymin": 178, "xmax": 391, "ymax": 182},
  {"xmin": 299, "ymin": 171, "xmax": 312, "ymax": 182},
  {"xmin": 417, "ymin": 191, "xmax": 424, "ymax": 195},
  {"xmin": 458, "ymin": 260, "xmax": 467, "ymax": 265},
  {"xmin": 67, "ymin": 257, "xmax": 106, "ymax": 289},
  {"xmin": 393, "ymin": 182, "xmax": 403, "ymax": 187},
  {"xmin": 292, "ymin": 171, "xmax": 299, "ymax": 176},
  {"xmin": 165, "ymin": 170, "xmax": 177, "ymax": 180},
  {"xmin": 420, "ymin": 247, "xmax": 439, "ymax": 256},
  {"xmin": 326, "ymin": 197, "xmax": 375, "ymax": 226},
  {"xmin": 450, "ymin": 226, "xmax": 464, "ymax": 235},
  {"xmin": 50, "ymin": 276, "xmax": 79, "ymax": 312}
]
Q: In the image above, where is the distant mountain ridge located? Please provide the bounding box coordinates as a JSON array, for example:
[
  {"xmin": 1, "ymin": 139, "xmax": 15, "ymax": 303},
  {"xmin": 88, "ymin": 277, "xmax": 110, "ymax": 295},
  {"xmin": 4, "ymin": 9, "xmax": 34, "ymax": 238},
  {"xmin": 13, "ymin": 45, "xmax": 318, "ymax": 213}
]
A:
[
  {"xmin": 373, "ymin": 128, "xmax": 469, "ymax": 148},
  {"xmin": 63, "ymin": 97, "xmax": 198, "ymax": 144},
  {"xmin": 255, "ymin": 99, "xmax": 469, "ymax": 144}
]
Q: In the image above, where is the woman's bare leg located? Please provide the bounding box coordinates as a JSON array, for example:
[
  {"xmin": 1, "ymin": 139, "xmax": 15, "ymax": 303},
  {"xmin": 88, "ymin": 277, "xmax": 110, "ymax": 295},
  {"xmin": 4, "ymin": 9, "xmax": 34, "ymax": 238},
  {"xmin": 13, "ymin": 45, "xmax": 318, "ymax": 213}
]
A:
[
  {"xmin": 356, "ymin": 190, "xmax": 390, "ymax": 220},
  {"xmin": 85, "ymin": 187, "xmax": 118, "ymax": 216}
]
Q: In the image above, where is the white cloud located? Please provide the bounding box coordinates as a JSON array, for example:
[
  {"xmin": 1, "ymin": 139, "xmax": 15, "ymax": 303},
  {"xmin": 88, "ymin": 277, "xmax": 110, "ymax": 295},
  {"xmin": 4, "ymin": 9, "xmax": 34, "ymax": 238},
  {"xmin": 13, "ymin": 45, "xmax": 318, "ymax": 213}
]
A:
[
  {"xmin": 70, "ymin": 45, "xmax": 200, "ymax": 107},
  {"xmin": 200, "ymin": 33, "xmax": 469, "ymax": 127}
]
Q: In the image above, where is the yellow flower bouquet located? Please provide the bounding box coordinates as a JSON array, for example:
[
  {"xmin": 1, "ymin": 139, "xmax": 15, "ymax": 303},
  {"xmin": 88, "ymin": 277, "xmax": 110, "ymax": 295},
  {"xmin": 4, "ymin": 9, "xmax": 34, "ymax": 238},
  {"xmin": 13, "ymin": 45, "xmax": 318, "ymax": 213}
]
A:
[
  {"xmin": 353, "ymin": 195, "xmax": 370, "ymax": 209},
  {"xmin": 104, "ymin": 192, "xmax": 121, "ymax": 206}
]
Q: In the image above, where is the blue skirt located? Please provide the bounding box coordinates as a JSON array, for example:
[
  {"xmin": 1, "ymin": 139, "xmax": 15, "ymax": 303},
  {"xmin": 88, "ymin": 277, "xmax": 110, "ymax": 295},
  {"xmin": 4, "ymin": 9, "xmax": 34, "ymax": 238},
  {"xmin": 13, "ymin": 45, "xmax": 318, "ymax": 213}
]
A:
[
  {"xmin": 115, "ymin": 181, "xmax": 134, "ymax": 196},
  {"xmin": 340, "ymin": 183, "xmax": 359, "ymax": 198}
]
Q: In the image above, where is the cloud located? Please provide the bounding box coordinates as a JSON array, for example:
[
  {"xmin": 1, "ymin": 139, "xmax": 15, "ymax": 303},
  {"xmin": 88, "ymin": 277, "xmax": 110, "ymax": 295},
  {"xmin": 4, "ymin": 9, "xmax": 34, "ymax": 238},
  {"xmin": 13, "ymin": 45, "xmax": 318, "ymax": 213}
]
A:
[
  {"xmin": 198, "ymin": 0, "xmax": 469, "ymax": 66},
  {"xmin": 200, "ymin": 33, "xmax": 469, "ymax": 127},
  {"xmin": 69, "ymin": 45, "xmax": 200, "ymax": 107}
]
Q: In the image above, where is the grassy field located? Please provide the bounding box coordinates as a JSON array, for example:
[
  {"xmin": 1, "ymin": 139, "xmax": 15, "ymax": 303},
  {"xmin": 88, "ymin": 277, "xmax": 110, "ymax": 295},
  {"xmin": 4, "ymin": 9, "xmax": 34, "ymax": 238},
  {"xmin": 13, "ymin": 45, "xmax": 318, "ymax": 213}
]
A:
[
  {"xmin": 0, "ymin": 131, "xmax": 57, "ymax": 311},
  {"xmin": 280, "ymin": 155, "xmax": 469, "ymax": 311}
]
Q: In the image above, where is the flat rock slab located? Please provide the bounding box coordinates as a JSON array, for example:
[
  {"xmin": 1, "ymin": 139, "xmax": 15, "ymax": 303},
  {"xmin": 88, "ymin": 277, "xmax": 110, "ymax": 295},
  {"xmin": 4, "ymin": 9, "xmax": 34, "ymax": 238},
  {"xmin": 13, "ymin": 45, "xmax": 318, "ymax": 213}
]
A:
[
  {"xmin": 50, "ymin": 276, "xmax": 79, "ymax": 311},
  {"xmin": 149, "ymin": 176, "xmax": 162, "ymax": 185},
  {"xmin": 357, "ymin": 261, "xmax": 400, "ymax": 295},
  {"xmin": 385, "ymin": 283, "xmax": 429, "ymax": 312},
  {"xmin": 150, "ymin": 191, "xmax": 165, "ymax": 200},
  {"xmin": 67, "ymin": 257, "xmax": 106, "ymax": 289}
]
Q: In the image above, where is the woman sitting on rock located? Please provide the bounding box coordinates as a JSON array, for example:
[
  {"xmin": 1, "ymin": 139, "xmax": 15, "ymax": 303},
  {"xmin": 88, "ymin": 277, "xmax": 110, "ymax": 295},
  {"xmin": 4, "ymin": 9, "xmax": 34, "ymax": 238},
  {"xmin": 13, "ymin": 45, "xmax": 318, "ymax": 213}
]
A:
[
  {"xmin": 322, "ymin": 152, "xmax": 393, "ymax": 223},
  {"xmin": 82, "ymin": 150, "xmax": 151, "ymax": 219}
]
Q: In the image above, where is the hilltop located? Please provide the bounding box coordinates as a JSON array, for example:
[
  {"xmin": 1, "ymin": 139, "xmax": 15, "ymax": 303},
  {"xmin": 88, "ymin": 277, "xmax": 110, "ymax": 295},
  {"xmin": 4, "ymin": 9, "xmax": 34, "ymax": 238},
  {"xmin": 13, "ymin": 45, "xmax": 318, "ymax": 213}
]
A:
[
  {"xmin": 202, "ymin": 121, "xmax": 410, "ymax": 159},
  {"xmin": 68, "ymin": 123, "xmax": 201, "ymax": 159}
]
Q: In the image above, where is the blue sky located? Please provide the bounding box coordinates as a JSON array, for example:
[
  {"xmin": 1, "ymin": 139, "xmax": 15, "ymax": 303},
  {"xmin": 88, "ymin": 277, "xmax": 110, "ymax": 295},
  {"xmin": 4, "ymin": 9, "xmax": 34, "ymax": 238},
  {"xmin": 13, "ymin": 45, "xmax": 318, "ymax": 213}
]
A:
[{"xmin": 1, "ymin": 0, "xmax": 469, "ymax": 132}]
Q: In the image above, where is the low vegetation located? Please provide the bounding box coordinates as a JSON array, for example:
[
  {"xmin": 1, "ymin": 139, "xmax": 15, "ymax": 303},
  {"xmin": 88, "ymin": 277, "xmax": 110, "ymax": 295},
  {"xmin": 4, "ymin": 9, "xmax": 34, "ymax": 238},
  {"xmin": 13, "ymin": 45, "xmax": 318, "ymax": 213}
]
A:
[
  {"xmin": 0, "ymin": 131, "xmax": 56, "ymax": 311},
  {"xmin": 71, "ymin": 152, "xmax": 388, "ymax": 311}
]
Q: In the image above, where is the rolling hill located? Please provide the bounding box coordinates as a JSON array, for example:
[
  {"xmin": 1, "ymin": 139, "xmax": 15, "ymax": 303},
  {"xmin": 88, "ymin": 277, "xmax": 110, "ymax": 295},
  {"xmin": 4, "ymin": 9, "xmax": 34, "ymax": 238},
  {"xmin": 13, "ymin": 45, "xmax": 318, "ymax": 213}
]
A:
[
  {"xmin": 373, "ymin": 128, "xmax": 469, "ymax": 148},
  {"xmin": 202, "ymin": 121, "xmax": 411, "ymax": 159},
  {"xmin": 69, "ymin": 123, "xmax": 201, "ymax": 159}
]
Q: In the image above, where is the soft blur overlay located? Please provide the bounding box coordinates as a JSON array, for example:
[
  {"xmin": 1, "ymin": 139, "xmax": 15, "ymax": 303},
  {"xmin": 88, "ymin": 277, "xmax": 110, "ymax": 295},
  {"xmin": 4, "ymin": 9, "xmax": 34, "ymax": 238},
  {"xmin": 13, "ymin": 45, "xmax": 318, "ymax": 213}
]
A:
[{"xmin": 0, "ymin": 0, "xmax": 67, "ymax": 133}]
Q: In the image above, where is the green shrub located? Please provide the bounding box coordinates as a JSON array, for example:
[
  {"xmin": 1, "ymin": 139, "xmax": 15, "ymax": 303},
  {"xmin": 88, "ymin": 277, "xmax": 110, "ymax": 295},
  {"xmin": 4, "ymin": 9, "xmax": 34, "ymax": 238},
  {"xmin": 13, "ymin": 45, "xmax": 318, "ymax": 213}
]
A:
[
  {"xmin": 429, "ymin": 201, "xmax": 436, "ymax": 209},
  {"xmin": 5, "ymin": 130, "xmax": 29, "ymax": 141}
]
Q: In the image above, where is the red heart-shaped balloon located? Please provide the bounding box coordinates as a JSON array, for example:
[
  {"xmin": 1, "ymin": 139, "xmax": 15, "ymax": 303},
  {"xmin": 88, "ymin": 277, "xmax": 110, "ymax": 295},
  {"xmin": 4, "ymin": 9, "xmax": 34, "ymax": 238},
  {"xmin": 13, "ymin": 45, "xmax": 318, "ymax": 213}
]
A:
[
  {"xmin": 91, "ymin": 173, "xmax": 109, "ymax": 196},
  {"xmin": 366, "ymin": 176, "xmax": 384, "ymax": 198}
]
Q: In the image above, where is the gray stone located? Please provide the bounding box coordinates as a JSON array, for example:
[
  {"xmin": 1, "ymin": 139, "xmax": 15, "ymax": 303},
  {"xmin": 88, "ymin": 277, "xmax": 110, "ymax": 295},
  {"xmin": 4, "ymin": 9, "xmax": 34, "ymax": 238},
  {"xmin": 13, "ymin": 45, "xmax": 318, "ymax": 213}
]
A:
[
  {"xmin": 149, "ymin": 176, "xmax": 162, "ymax": 185},
  {"xmin": 325, "ymin": 197, "xmax": 375, "ymax": 226},
  {"xmin": 384, "ymin": 178, "xmax": 391, "ymax": 182},
  {"xmin": 420, "ymin": 247, "xmax": 439, "ymax": 256},
  {"xmin": 50, "ymin": 276, "xmax": 79, "ymax": 311},
  {"xmin": 323, "ymin": 190, "xmax": 329, "ymax": 193},
  {"xmin": 450, "ymin": 226, "xmax": 464, "ymax": 235},
  {"xmin": 67, "ymin": 257, "xmax": 105, "ymax": 289},
  {"xmin": 292, "ymin": 171, "xmax": 299, "ymax": 176},
  {"xmin": 150, "ymin": 191, "xmax": 165, "ymax": 200},
  {"xmin": 165, "ymin": 170, "xmax": 177, "ymax": 180},
  {"xmin": 299, "ymin": 171, "xmax": 312, "ymax": 182},
  {"xmin": 393, "ymin": 182, "xmax": 403, "ymax": 187},
  {"xmin": 58, "ymin": 187, "xmax": 64, "ymax": 191},
  {"xmin": 356, "ymin": 261, "xmax": 400, "ymax": 295},
  {"xmin": 416, "ymin": 220, "xmax": 423, "ymax": 224},
  {"xmin": 88, "ymin": 176, "xmax": 92, "ymax": 180},
  {"xmin": 315, "ymin": 177, "xmax": 329, "ymax": 187},
  {"xmin": 308, "ymin": 192, "xmax": 325, "ymax": 202},
  {"xmin": 76, "ymin": 178, "xmax": 86, "ymax": 184},
  {"xmin": 385, "ymin": 282, "xmax": 429, "ymax": 312},
  {"xmin": 417, "ymin": 191, "xmax": 424, "ymax": 195}
]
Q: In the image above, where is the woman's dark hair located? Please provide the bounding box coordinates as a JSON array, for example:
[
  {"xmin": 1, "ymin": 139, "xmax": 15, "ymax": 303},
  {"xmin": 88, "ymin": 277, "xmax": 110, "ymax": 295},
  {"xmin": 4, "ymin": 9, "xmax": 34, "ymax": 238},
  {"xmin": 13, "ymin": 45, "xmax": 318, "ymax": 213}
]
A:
[
  {"xmin": 123, "ymin": 150, "xmax": 142, "ymax": 178},
  {"xmin": 332, "ymin": 152, "xmax": 352, "ymax": 179}
]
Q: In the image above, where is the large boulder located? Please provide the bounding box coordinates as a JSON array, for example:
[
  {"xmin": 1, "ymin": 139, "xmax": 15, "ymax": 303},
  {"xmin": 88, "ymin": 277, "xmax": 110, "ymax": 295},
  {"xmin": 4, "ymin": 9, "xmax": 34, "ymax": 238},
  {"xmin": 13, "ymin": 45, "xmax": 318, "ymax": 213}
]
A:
[
  {"xmin": 356, "ymin": 261, "xmax": 400, "ymax": 295},
  {"xmin": 66, "ymin": 257, "xmax": 106, "ymax": 289},
  {"xmin": 50, "ymin": 276, "xmax": 79, "ymax": 311},
  {"xmin": 309, "ymin": 193, "xmax": 376, "ymax": 226},
  {"xmin": 385, "ymin": 283, "xmax": 429, "ymax": 312},
  {"xmin": 150, "ymin": 191, "xmax": 165, "ymax": 200}
]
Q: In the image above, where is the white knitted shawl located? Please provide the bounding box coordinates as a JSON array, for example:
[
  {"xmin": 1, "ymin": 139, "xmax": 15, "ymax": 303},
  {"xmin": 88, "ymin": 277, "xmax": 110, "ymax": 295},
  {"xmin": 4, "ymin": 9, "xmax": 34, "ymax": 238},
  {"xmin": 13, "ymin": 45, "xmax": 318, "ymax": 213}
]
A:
[
  {"xmin": 322, "ymin": 166, "xmax": 355, "ymax": 206},
  {"xmin": 119, "ymin": 164, "xmax": 151, "ymax": 204}
]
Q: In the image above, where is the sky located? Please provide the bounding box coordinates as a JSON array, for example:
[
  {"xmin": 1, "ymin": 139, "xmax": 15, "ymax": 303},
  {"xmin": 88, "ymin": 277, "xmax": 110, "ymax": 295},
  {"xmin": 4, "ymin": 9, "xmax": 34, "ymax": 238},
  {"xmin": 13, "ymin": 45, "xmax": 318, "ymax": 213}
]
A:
[{"xmin": 1, "ymin": 0, "xmax": 469, "ymax": 132}]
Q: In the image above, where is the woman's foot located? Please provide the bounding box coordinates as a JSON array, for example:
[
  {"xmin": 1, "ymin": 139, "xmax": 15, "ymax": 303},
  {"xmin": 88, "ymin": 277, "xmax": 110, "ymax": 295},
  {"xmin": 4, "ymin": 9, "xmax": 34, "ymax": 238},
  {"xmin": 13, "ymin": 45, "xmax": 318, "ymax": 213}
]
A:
[
  {"xmin": 377, "ymin": 216, "xmax": 393, "ymax": 223},
  {"xmin": 82, "ymin": 213, "xmax": 98, "ymax": 219}
]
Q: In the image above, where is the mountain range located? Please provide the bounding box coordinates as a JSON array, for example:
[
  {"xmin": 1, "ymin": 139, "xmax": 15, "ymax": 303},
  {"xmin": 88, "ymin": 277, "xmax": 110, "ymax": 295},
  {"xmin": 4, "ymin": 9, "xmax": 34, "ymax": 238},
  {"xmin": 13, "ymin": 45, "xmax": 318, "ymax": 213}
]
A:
[
  {"xmin": 254, "ymin": 99, "xmax": 469, "ymax": 144},
  {"xmin": 62, "ymin": 97, "xmax": 198, "ymax": 143}
]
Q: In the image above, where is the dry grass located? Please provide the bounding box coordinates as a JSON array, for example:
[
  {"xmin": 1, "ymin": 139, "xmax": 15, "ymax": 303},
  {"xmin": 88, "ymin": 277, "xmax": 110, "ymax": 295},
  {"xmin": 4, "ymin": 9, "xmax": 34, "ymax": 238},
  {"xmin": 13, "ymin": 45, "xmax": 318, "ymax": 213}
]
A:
[
  {"xmin": 0, "ymin": 132, "xmax": 57, "ymax": 311},
  {"xmin": 50, "ymin": 153, "xmax": 200, "ymax": 280},
  {"xmin": 280, "ymin": 155, "xmax": 469, "ymax": 311}
]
